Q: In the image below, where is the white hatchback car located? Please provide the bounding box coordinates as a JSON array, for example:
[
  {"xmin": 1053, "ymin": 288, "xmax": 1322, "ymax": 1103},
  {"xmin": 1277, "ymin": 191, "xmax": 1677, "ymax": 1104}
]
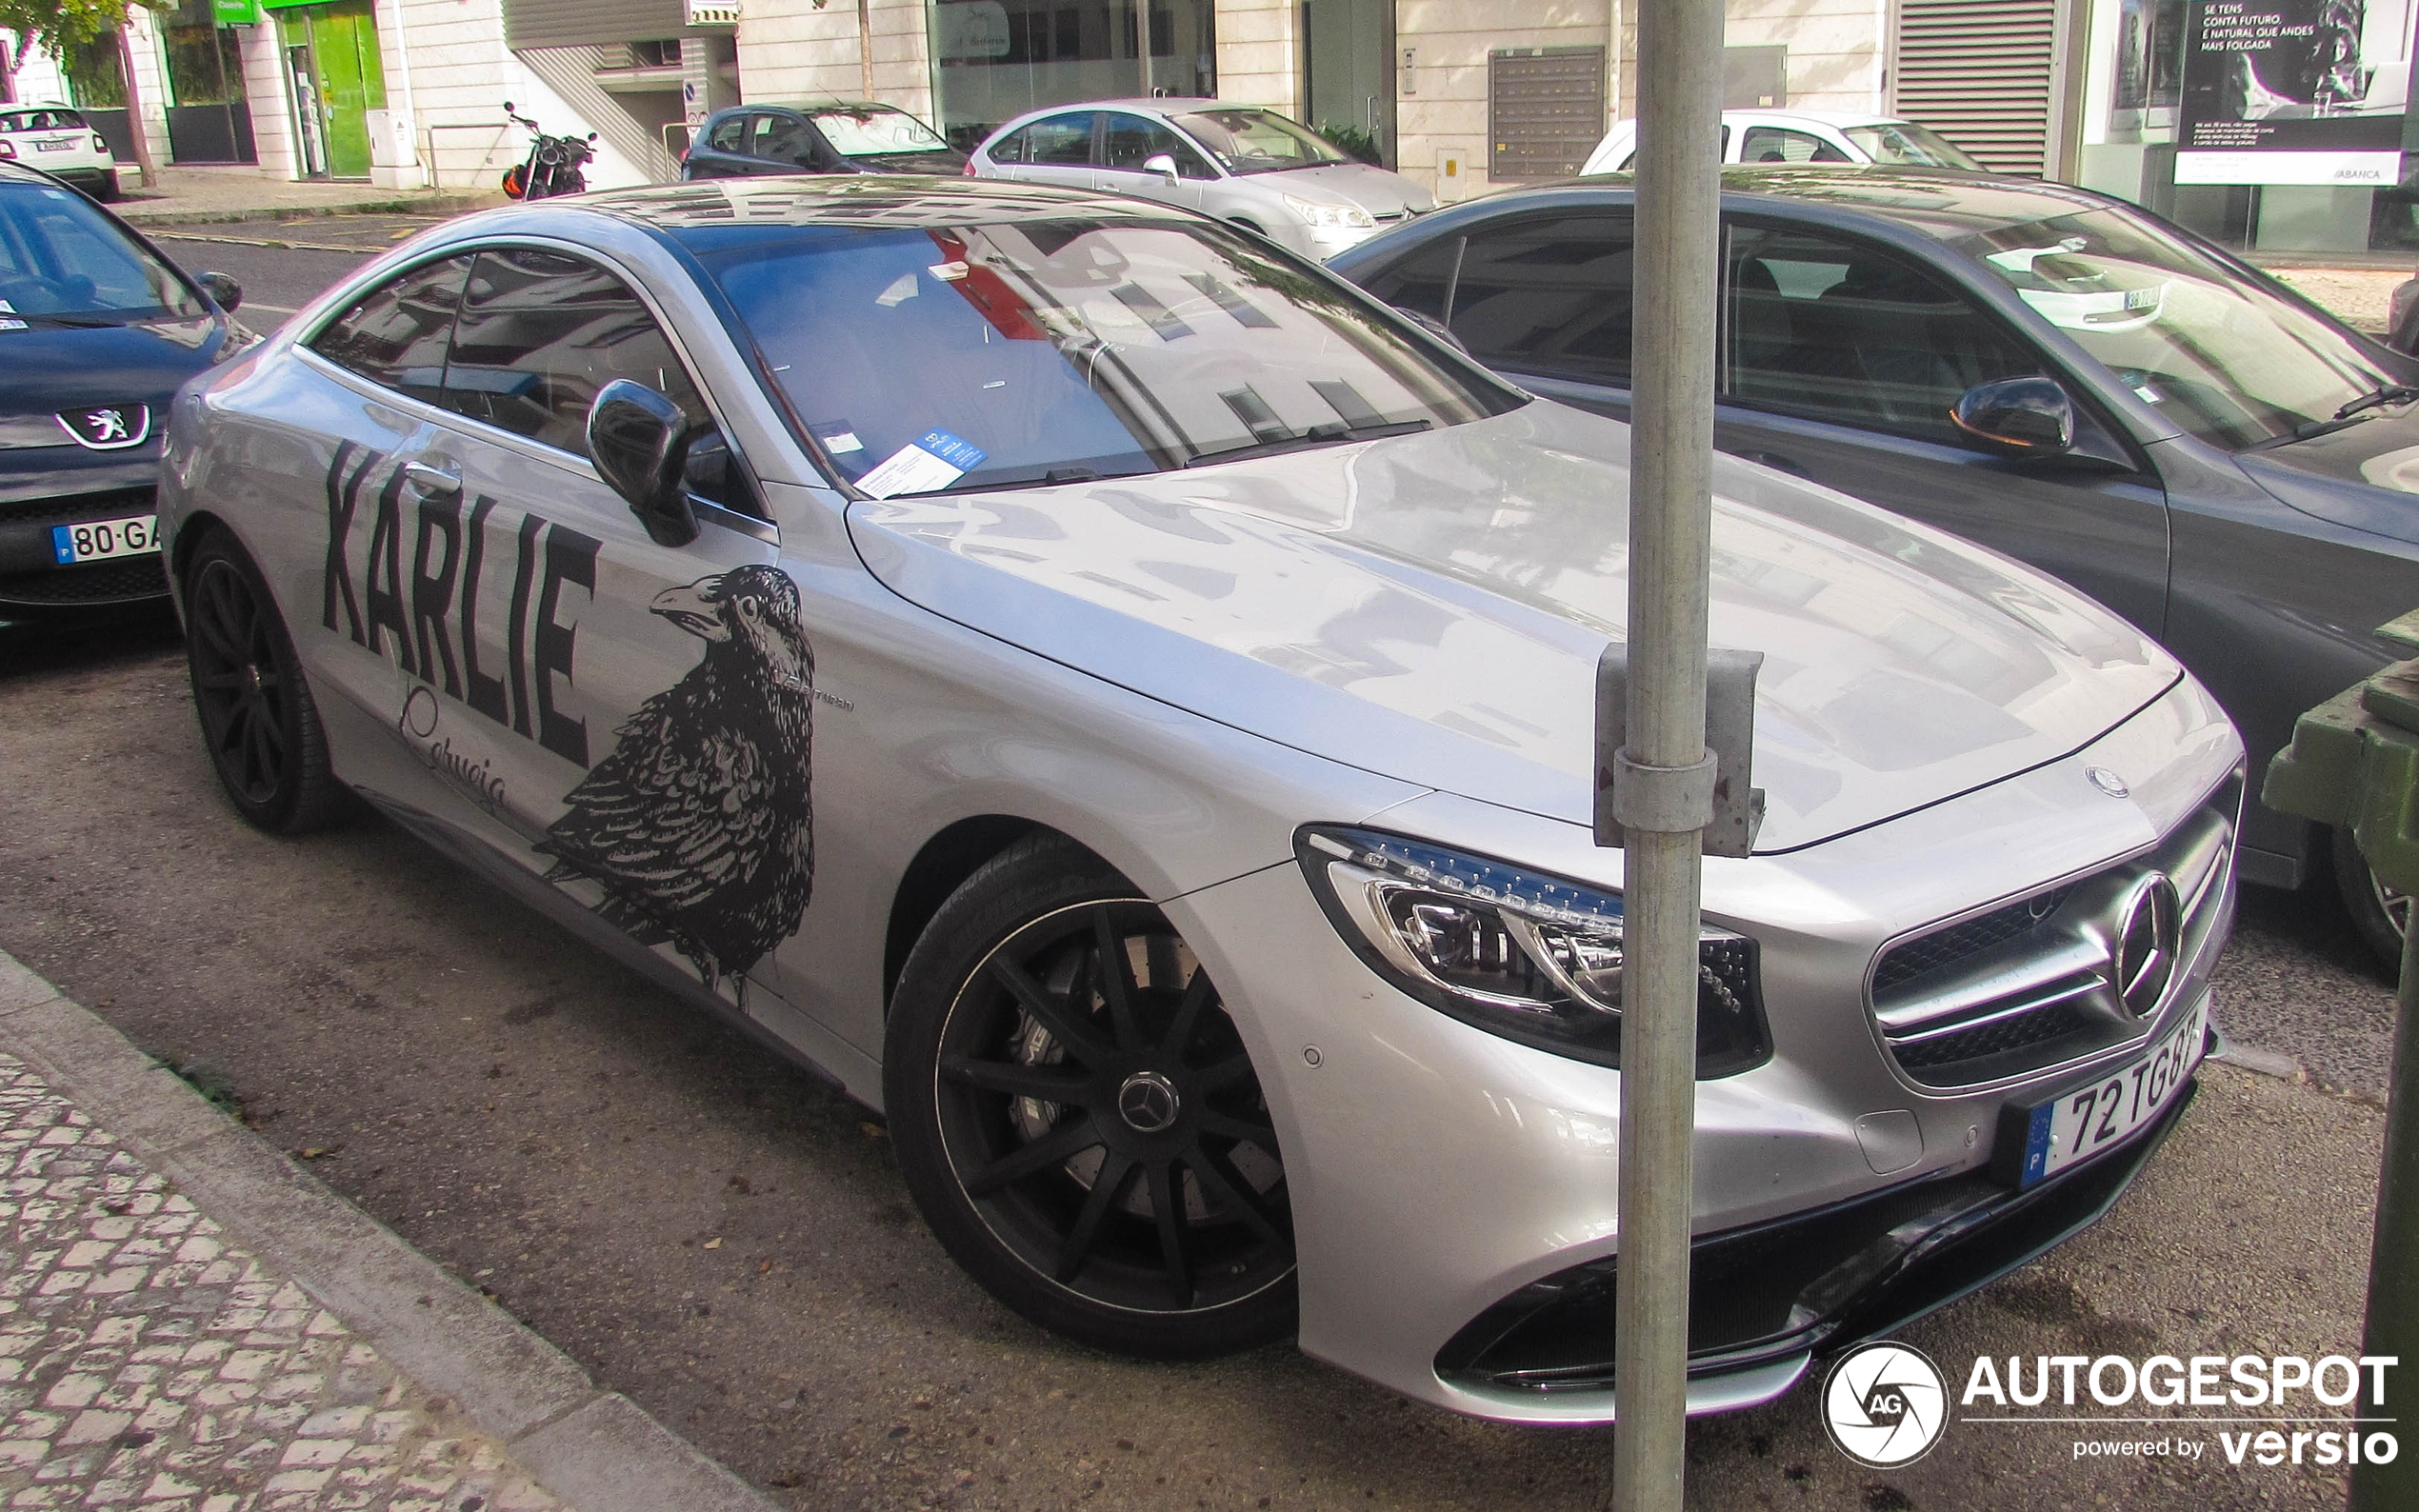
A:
[
  {"xmin": 0, "ymin": 105, "xmax": 120, "ymax": 200},
  {"xmin": 970, "ymin": 100, "xmax": 1431, "ymax": 261},
  {"xmin": 1583, "ymin": 109, "xmax": 1984, "ymax": 176}
]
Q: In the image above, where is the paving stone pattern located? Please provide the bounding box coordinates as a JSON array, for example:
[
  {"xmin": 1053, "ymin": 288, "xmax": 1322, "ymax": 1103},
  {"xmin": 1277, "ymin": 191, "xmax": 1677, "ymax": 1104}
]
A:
[{"xmin": 0, "ymin": 1055, "xmax": 561, "ymax": 1511}]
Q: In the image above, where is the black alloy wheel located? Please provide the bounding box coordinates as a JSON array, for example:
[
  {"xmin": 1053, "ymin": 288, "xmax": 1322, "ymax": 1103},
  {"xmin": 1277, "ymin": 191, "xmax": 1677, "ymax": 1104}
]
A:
[
  {"xmin": 2333, "ymin": 826, "xmax": 2410, "ymax": 972},
  {"xmin": 887, "ymin": 838, "xmax": 1295, "ymax": 1358},
  {"xmin": 183, "ymin": 527, "xmax": 349, "ymax": 834}
]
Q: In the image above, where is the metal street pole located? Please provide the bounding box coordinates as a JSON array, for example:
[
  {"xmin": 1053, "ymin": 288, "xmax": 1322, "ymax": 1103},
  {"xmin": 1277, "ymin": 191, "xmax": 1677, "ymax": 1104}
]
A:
[{"xmin": 1609, "ymin": 0, "xmax": 1726, "ymax": 1507}]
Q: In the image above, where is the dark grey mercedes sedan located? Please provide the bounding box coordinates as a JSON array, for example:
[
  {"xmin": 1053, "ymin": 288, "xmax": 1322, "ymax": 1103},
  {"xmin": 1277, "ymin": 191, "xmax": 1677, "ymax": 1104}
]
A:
[{"xmin": 1332, "ymin": 166, "xmax": 2419, "ymax": 963}]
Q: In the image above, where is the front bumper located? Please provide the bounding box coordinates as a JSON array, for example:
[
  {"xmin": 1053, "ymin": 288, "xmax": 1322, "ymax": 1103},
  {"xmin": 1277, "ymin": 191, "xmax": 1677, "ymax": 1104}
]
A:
[
  {"xmin": 0, "ymin": 457, "xmax": 166, "ymax": 615},
  {"xmin": 1167, "ymin": 674, "xmax": 2239, "ymax": 1424}
]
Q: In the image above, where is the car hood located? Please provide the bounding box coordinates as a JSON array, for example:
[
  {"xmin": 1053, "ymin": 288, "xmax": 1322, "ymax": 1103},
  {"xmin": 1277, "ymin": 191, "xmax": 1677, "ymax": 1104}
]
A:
[
  {"xmin": 0, "ymin": 316, "xmax": 225, "ymax": 417},
  {"xmin": 1252, "ymin": 163, "xmax": 1434, "ymax": 217},
  {"xmin": 846, "ymin": 402, "xmax": 2178, "ymax": 851},
  {"xmin": 2237, "ymin": 412, "xmax": 2419, "ymax": 546}
]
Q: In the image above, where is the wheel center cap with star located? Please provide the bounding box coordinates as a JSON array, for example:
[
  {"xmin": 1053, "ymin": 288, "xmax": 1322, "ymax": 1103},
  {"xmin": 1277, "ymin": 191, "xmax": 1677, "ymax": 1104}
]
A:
[{"xmin": 1116, "ymin": 1070, "xmax": 1181, "ymax": 1133}]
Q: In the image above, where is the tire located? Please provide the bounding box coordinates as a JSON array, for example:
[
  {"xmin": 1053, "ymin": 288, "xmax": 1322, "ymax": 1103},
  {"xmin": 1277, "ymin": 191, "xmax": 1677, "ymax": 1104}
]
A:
[
  {"xmin": 885, "ymin": 836, "xmax": 1296, "ymax": 1359},
  {"xmin": 182, "ymin": 527, "xmax": 351, "ymax": 834},
  {"xmin": 1227, "ymin": 217, "xmax": 1266, "ymax": 237},
  {"xmin": 92, "ymin": 171, "xmax": 120, "ymax": 203},
  {"xmin": 2331, "ymin": 826, "xmax": 2409, "ymax": 972}
]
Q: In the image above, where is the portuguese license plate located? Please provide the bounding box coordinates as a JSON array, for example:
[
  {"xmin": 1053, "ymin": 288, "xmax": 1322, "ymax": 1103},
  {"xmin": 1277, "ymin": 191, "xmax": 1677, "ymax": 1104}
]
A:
[
  {"xmin": 33, "ymin": 137, "xmax": 74, "ymax": 152},
  {"xmin": 50, "ymin": 513, "xmax": 159, "ymax": 565},
  {"xmin": 2002, "ymin": 992, "xmax": 2209, "ymax": 1189}
]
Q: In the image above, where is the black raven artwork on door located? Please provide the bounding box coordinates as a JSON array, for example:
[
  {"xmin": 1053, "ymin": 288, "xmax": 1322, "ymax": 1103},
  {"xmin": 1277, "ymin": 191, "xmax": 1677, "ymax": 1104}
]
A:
[{"xmin": 536, "ymin": 564, "xmax": 815, "ymax": 1002}]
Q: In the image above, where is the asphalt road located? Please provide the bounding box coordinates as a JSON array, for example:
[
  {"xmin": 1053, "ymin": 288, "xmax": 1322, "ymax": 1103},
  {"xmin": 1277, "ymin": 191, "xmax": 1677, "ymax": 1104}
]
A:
[{"xmin": 0, "ymin": 233, "xmax": 2397, "ymax": 1511}]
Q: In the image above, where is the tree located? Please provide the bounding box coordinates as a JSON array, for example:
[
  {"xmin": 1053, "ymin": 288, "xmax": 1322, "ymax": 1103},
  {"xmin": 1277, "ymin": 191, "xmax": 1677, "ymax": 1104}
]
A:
[{"xmin": 0, "ymin": 0, "xmax": 166, "ymax": 188}]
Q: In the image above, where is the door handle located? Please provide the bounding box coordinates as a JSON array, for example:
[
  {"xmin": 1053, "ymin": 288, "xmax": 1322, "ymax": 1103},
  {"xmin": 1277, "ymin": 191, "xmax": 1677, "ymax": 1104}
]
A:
[
  {"xmin": 1734, "ymin": 449, "xmax": 1809, "ymax": 479},
  {"xmin": 401, "ymin": 461, "xmax": 461, "ymax": 497}
]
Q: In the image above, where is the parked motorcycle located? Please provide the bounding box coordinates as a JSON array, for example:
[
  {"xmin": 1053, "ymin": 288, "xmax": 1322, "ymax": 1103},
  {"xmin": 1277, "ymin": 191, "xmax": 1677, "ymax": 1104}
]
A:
[{"xmin": 500, "ymin": 102, "xmax": 595, "ymax": 200}]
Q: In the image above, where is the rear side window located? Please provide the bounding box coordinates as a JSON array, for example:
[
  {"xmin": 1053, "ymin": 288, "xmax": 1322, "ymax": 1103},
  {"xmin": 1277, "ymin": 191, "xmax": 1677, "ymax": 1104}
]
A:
[
  {"xmin": 309, "ymin": 254, "xmax": 474, "ymax": 404},
  {"xmin": 706, "ymin": 114, "xmax": 748, "ymax": 152},
  {"xmin": 441, "ymin": 249, "xmax": 704, "ymax": 458},
  {"xmin": 1449, "ymin": 214, "xmax": 1637, "ymax": 386},
  {"xmin": 1022, "ymin": 113, "xmax": 1096, "ymax": 166},
  {"xmin": 1353, "ymin": 234, "xmax": 1462, "ymax": 325}
]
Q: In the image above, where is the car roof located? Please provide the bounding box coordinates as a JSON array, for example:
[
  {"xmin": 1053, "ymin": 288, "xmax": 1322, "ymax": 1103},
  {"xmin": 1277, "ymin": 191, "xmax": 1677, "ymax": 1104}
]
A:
[
  {"xmin": 739, "ymin": 101, "xmax": 917, "ymax": 115},
  {"xmin": 1725, "ymin": 108, "xmax": 1902, "ymax": 129},
  {"xmin": 563, "ymin": 173, "xmax": 1194, "ymax": 234},
  {"xmin": 1470, "ymin": 165, "xmax": 2129, "ymax": 243}
]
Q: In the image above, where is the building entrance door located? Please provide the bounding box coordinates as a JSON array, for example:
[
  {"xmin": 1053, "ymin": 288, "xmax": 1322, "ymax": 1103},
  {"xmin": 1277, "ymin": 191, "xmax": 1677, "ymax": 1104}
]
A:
[
  {"xmin": 1302, "ymin": 0, "xmax": 1393, "ymax": 166},
  {"xmin": 276, "ymin": 0, "xmax": 385, "ymax": 179}
]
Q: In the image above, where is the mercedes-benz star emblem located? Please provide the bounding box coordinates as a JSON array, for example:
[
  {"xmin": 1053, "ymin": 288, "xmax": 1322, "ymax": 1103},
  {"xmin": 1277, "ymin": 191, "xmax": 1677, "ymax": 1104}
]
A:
[
  {"xmin": 1116, "ymin": 1071, "xmax": 1180, "ymax": 1134},
  {"xmin": 2086, "ymin": 766, "xmax": 2130, "ymax": 799},
  {"xmin": 2114, "ymin": 872, "xmax": 2181, "ymax": 1018},
  {"xmin": 1822, "ymin": 1342, "xmax": 1949, "ymax": 1468},
  {"xmin": 55, "ymin": 404, "xmax": 150, "ymax": 451}
]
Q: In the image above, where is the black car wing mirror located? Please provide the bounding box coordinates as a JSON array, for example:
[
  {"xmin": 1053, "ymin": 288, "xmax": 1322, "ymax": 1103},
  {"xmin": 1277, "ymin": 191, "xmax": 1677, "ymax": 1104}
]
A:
[
  {"xmin": 589, "ymin": 380, "xmax": 700, "ymax": 547},
  {"xmin": 196, "ymin": 270, "xmax": 242, "ymax": 312},
  {"xmin": 1142, "ymin": 152, "xmax": 1180, "ymax": 182},
  {"xmin": 1950, "ymin": 375, "xmax": 2075, "ymax": 457}
]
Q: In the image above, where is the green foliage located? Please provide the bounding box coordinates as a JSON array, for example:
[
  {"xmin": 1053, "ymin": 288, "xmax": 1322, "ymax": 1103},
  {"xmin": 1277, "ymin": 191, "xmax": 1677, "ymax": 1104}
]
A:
[
  {"xmin": 0, "ymin": 0, "xmax": 147, "ymax": 55},
  {"xmin": 1314, "ymin": 121, "xmax": 1385, "ymax": 167}
]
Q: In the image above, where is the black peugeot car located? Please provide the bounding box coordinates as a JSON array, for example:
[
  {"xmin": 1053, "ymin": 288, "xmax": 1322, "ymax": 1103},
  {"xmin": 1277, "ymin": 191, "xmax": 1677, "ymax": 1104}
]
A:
[
  {"xmin": 1331, "ymin": 165, "xmax": 2419, "ymax": 964},
  {"xmin": 0, "ymin": 160, "xmax": 246, "ymax": 622},
  {"xmin": 680, "ymin": 102, "xmax": 967, "ymax": 180}
]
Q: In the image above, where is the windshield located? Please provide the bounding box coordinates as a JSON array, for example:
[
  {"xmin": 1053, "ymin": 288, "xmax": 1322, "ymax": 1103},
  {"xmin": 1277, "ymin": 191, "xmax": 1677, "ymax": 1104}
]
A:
[
  {"xmin": 1171, "ymin": 109, "xmax": 1349, "ymax": 174},
  {"xmin": 810, "ymin": 107, "xmax": 951, "ymax": 157},
  {"xmin": 1955, "ymin": 205, "xmax": 2394, "ymax": 450},
  {"xmin": 1844, "ymin": 122, "xmax": 1982, "ymax": 170},
  {"xmin": 0, "ymin": 184, "xmax": 201, "ymax": 322},
  {"xmin": 693, "ymin": 217, "xmax": 1514, "ymax": 494}
]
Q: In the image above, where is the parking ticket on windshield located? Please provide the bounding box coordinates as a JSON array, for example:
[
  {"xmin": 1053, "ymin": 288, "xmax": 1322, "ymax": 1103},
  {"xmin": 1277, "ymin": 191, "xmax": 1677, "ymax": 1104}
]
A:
[{"xmin": 856, "ymin": 429, "xmax": 988, "ymax": 498}]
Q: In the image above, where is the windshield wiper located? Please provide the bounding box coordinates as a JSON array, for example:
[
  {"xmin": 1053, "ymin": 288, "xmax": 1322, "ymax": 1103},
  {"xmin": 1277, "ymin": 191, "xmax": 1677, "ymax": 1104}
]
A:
[
  {"xmin": 2333, "ymin": 383, "xmax": 2419, "ymax": 422},
  {"xmin": 1184, "ymin": 419, "xmax": 1431, "ymax": 468},
  {"xmin": 14, "ymin": 314, "xmax": 119, "ymax": 329}
]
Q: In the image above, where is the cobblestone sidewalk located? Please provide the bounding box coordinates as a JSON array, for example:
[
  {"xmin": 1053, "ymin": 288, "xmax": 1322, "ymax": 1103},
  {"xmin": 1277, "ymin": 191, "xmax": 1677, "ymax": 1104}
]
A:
[{"xmin": 0, "ymin": 1055, "xmax": 557, "ymax": 1512}]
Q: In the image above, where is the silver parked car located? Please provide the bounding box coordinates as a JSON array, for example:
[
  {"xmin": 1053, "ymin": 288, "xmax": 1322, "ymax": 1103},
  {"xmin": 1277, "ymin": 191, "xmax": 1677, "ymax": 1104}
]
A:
[
  {"xmin": 158, "ymin": 175, "xmax": 2238, "ymax": 1422},
  {"xmin": 969, "ymin": 99, "xmax": 1431, "ymax": 260}
]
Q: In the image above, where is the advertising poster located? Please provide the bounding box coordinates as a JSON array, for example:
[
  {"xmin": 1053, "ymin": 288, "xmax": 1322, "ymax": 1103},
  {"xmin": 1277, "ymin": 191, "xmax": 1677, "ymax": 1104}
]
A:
[{"xmin": 2176, "ymin": 0, "xmax": 2415, "ymax": 184}]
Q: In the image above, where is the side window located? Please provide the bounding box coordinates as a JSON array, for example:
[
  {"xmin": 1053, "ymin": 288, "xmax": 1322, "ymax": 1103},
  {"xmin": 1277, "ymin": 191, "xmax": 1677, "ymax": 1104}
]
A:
[
  {"xmin": 309, "ymin": 255, "xmax": 475, "ymax": 405},
  {"xmin": 1448, "ymin": 214, "xmax": 1636, "ymax": 386},
  {"xmin": 1725, "ymin": 226, "xmax": 2034, "ymax": 445},
  {"xmin": 1024, "ymin": 113, "xmax": 1095, "ymax": 166},
  {"xmin": 1101, "ymin": 113, "xmax": 1215, "ymax": 177},
  {"xmin": 442, "ymin": 249, "xmax": 706, "ymax": 459},
  {"xmin": 753, "ymin": 113, "xmax": 814, "ymax": 166},
  {"xmin": 1355, "ymin": 234, "xmax": 1462, "ymax": 325},
  {"xmin": 1740, "ymin": 127, "xmax": 1849, "ymax": 164},
  {"xmin": 706, "ymin": 114, "xmax": 748, "ymax": 152},
  {"xmin": 990, "ymin": 125, "xmax": 1030, "ymax": 164}
]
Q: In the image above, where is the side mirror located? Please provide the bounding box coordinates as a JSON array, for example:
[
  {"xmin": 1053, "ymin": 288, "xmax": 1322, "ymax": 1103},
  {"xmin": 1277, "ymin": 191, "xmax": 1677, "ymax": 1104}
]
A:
[
  {"xmin": 588, "ymin": 380, "xmax": 700, "ymax": 547},
  {"xmin": 196, "ymin": 270, "xmax": 242, "ymax": 311},
  {"xmin": 1950, "ymin": 375, "xmax": 2074, "ymax": 456},
  {"xmin": 1142, "ymin": 152, "xmax": 1180, "ymax": 182}
]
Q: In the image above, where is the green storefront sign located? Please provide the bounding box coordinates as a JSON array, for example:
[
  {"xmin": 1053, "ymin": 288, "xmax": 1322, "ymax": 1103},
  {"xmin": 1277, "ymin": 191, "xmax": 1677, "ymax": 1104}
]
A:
[{"xmin": 211, "ymin": 0, "xmax": 262, "ymax": 22}]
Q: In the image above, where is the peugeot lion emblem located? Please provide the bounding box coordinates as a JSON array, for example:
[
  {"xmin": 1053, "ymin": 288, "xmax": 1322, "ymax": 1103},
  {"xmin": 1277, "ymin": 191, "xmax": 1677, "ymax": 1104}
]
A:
[
  {"xmin": 2113, "ymin": 873, "xmax": 2181, "ymax": 1018},
  {"xmin": 57, "ymin": 404, "xmax": 150, "ymax": 451}
]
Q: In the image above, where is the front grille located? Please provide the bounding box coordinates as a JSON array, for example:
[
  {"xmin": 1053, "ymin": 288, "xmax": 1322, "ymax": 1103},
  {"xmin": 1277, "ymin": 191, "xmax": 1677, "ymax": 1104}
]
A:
[
  {"xmin": 1871, "ymin": 885, "xmax": 2073, "ymax": 994},
  {"xmin": 0, "ymin": 555, "xmax": 167, "ymax": 605},
  {"xmin": 1868, "ymin": 773, "xmax": 2239, "ymax": 1088},
  {"xmin": 0, "ymin": 487, "xmax": 156, "ymax": 527}
]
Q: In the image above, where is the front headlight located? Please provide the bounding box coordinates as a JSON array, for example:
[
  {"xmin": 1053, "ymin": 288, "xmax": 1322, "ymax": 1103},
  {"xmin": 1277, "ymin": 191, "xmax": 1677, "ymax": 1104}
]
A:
[
  {"xmin": 1282, "ymin": 193, "xmax": 1374, "ymax": 230},
  {"xmin": 1295, "ymin": 826, "xmax": 1770, "ymax": 1075}
]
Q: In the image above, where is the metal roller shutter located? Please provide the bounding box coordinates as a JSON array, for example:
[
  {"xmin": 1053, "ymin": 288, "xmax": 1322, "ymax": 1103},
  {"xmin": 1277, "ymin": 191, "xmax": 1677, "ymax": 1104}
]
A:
[
  {"xmin": 1893, "ymin": 0, "xmax": 2059, "ymax": 177},
  {"xmin": 504, "ymin": 0, "xmax": 686, "ymax": 51}
]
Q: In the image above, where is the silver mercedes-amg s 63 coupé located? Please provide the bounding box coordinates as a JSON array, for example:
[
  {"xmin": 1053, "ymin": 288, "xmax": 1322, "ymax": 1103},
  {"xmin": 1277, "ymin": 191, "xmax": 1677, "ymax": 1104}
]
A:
[{"xmin": 156, "ymin": 176, "xmax": 2240, "ymax": 1424}]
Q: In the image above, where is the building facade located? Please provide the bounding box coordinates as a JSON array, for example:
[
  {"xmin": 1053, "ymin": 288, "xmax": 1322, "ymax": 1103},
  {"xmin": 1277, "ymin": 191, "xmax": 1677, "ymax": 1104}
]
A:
[{"xmin": 7, "ymin": 0, "xmax": 2414, "ymax": 258}]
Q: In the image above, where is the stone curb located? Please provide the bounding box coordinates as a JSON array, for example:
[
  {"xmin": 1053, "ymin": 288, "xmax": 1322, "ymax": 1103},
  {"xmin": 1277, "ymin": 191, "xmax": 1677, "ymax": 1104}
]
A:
[
  {"xmin": 116, "ymin": 193, "xmax": 499, "ymax": 229},
  {"xmin": 0, "ymin": 947, "xmax": 777, "ymax": 1512}
]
